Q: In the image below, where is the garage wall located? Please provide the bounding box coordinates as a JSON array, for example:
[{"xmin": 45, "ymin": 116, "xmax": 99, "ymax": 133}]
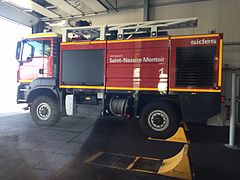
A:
[{"xmin": 150, "ymin": 0, "xmax": 240, "ymax": 41}]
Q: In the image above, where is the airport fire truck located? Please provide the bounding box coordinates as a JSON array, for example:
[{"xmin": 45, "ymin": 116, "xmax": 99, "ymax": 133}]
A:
[{"xmin": 16, "ymin": 18, "xmax": 223, "ymax": 138}]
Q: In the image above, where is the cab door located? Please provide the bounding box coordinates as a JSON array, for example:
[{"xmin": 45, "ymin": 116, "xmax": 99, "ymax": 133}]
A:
[
  {"xmin": 18, "ymin": 39, "xmax": 52, "ymax": 83},
  {"xmin": 42, "ymin": 40, "xmax": 52, "ymax": 78}
]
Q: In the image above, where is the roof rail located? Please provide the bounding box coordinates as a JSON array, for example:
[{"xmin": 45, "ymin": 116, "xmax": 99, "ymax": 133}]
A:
[{"xmin": 62, "ymin": 18, "xmax": 198, "ymax": 42}]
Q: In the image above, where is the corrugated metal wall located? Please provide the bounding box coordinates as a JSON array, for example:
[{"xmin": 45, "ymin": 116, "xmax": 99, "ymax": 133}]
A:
[
  {"xmin": 150, "ymin": 0, "xmax": 240, "ymax": 40},
  {"xmin": 78, "ymin": 8, "xmax": 143, "ymax": 25}
]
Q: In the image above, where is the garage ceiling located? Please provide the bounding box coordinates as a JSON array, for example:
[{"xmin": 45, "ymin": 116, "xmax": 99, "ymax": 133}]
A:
[{"xmin": 1, "ymin": 0, "xmax": 210, "ymax": 22}]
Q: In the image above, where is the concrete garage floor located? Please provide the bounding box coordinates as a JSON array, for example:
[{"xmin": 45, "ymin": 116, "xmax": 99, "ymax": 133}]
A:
[{"xmin": 0, "ymin": 113, "xmax": 240, "ymax": 180}]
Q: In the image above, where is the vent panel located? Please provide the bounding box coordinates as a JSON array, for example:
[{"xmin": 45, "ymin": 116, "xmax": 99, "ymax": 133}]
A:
[{"xmin": 175, "ymin": 46, "xmax": 216, "ymax": 88}]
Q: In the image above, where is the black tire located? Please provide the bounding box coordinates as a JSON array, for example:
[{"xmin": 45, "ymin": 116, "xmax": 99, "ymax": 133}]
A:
[
  {"xmin": 30, "ymin": 96, "xmax": 60, "ymax": 126},
  {"xmin": 139, "ymin": 102, "xmax": 180, "ymax": 139}
]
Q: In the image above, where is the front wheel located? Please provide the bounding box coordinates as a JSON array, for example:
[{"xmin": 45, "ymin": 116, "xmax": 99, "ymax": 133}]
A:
[
  {"xmin": 30, "ymin": 96, "xmax": 60, "ymax": 126},
  {"xmin": 140, "ymin": 102, "xmax": 180, "ymax": 139}
]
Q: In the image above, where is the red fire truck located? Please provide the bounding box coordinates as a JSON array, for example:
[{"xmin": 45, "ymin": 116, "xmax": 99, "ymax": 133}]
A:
[{"xmin": 16, "ymin": 18, "xmax": 223, "ymax": 138}]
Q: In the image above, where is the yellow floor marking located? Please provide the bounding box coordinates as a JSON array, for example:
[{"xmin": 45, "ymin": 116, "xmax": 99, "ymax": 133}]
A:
[
  {"xmin": 140, "ymin": 156, "xmax": 161, "ymax": 161},
  {"xmin": 132, "ymin": 168, "xmax": 157, "ymax": 174},
  {"xmin": 127, "ymin": 157, "xmax": 140, "ymax": 170},
  {"xmin": 83, "ymin": 152, "xmax": 103, "ymax": 163}
]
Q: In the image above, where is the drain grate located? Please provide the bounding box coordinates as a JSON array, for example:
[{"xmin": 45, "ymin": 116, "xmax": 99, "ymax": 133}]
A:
[
  {"xmin": 92, "ymin": 153, "xmax": 135, "ymax": 169},
  {"xmin": 84, "ymin": 152, "xmax": 163, "ymax": 174},
  {"xmin": 132, "ymin": 158, "xmax": 163, "ymax": 173}
]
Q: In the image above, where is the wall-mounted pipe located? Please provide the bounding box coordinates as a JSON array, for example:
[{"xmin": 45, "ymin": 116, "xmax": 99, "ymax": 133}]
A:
[
  {"xmin": 144, "ymin": 0, "xmax": 149, "ymax": 21},
  {"xmin": 229, "ymin": 73, "xmax": 236, "ymax": 147}
]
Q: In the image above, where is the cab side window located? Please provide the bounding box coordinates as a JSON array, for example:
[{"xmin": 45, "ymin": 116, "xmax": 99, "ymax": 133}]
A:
[
  {"xmin": 23, "ymin": 40, "xmax": 51, "ymax": 59},
  {"xmin": 43, "ymin": 40, "xmax": 51, "ymax": 57},
  {"xmin": 28, "ymin": 40, "xmax": 43, "ymax": 57}
]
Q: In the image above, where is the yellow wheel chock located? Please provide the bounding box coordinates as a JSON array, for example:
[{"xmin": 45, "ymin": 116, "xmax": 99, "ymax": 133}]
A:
[
  {"xmin": 148, "ymin": 127, "xmax": 189, "ymax": 144},
  {"xmin": 148, "ymin": 125, "xmax": 193, "ymax": 179},
  {"xmin": 157, "ymin": 144, "xmax": 192, "ymax": 180}
]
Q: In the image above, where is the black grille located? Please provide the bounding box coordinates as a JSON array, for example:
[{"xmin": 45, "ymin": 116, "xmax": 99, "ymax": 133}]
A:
[{"xmin": 175, "ymin": 46, "xmax": 216, "ymax": 88}]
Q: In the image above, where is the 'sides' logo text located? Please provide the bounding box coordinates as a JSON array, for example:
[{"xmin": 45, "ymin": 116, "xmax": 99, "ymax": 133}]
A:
[{"xmin": 191, "ymin": 39, "xmax": 217, "ymax": 45}]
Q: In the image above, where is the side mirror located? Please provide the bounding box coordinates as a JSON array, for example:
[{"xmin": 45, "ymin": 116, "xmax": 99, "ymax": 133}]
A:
[{"xmin": 16, "ymin": 41, "xmax": 22, "ymax": 62}]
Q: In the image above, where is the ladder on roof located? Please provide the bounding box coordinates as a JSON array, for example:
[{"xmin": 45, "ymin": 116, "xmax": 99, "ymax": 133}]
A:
[{"xmin": 62, "ymin": 17, "xmax": 198, "ymax": 42}]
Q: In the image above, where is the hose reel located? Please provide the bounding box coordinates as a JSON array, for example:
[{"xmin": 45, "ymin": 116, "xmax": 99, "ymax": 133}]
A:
[{"xmin": 109, "ymin": 97, "xmax": 128, "ymax": 116}]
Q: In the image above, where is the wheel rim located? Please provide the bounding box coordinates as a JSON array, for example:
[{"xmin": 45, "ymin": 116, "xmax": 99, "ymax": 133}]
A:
[
  {"xmin": 36, "ymin": 102, "xmax": 51, "ymax": 121},
  {"xmin": 147, "ymin": 110, "xmax": 169, "ymax": 132}
]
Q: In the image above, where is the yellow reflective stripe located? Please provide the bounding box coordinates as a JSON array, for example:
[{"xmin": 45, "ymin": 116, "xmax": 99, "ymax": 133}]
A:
[
  {"xmin": 18, "ymin": 80, "xmax": 32, "ymax": 83},
  {"xmin": 60, "ymin": 86, "xmax": 159, "ymax": 91},
  {"xmin": 61, "ymin": 40, "xmax": 106, "ymax": 45},
  {"xmin": 59, "ymin": 85, "xmax": 104, "ymax": 89},
  {"xmin": 218, "ymin": 39, "xmax": 223, "ymax": 87},
  {"xmin": 106, "ymin": 87, "xmax": 158, "ymax": 91},
  {"xmin": 107, "ymin": 37, "xmax": 169, "ymax": 43},
  {"xmin": 169, "ymin": 88, "xmax": 220, "ymax": 93},
  {"xmin": 26, "ymin": 33, "xmax": 58, "ymax": 38},
  {"xmin": 171, "ymin": 34, "xmax": 220, "ymax": 39}
]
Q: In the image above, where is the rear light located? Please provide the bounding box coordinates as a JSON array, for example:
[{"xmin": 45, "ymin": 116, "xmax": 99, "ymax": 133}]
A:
[{"xmin": 221, "ymin": 95, "xmax": 225, "ymax": 103}]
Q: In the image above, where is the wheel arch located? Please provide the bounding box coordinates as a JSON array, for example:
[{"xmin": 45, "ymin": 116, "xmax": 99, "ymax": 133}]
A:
[
  {"xmin": 137, "ymin": 93, "xmax": 182, "ymax": 119},
  {"xmin": 27, "ymin": 88, "xmax": 58, "ymax": 104}
]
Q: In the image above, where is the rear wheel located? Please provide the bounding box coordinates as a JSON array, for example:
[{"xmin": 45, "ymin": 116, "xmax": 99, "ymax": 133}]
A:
[
  {"xmin": 140, "ymin": 102, "xmax": 180, "ymax": 139},
  {"xmin": 31, "ymin": 96, "xmax": 60, "ymax": 126}
]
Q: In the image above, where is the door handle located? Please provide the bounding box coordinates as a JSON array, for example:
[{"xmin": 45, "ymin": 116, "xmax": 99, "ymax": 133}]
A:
[{"xmin": 39, "ymin": 69, "xmax": 44, "ymax": 74}]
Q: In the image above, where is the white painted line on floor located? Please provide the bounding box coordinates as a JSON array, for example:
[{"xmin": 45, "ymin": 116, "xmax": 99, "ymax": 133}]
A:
[{"xmin": 0, "ymin": 112, "xmax": 29, "ymax": 118}]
